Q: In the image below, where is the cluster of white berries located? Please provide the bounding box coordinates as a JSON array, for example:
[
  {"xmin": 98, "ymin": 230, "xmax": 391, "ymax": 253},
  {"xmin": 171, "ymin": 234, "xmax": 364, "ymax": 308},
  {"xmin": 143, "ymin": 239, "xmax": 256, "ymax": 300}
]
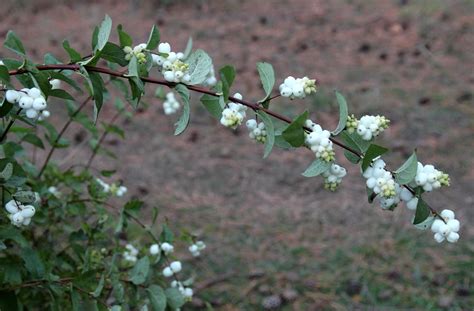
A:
[
  {"xmin": 149, "ymin": 242, "xmax": 174, "ymax": 256},
  {"xmin": 123, "ymin": 43, "xmax": 148, "ymax": 64},
  {"xmin": 220, "ymin": 93, "xmax": 247, "ymax": 129},
  {"xmin": 245, "ymin": 119, "xmax": 267, "ymax": 144},
  {"xmin": 152, "ymin": 43, "xmax": 190, "ymax": 83},
  {"xmin": 304, "ymin": 119, "xmax": 335, "ymax": 162},
  {"xmin": 171, "ymin": 281, "xmax": 194, "ymax": 300},
  {"xmin": 123, "ymin": 244, "xmax": 139, "ymax": 263},
  {"xmin": 162, "ymin": 261, "xmax": 182, "ymax": 278},
  {"xmin": 363, "ymin": 159, "xmax": 399, "ymax": 208},
  {"xmin": 322, "ymin": 163, "xmax": 347, "ymax": 191},
  {"xmin": 346, "ymin": 115, "xmax": 390, "ymax": 141},
  {"xmin": 5, "ymin": 88, "xmax": 50, "ymax": 120},
  {"xmin": 163, "ymin": 92, "xmax": 181, "ymax": 115},
  {"xmin": 431, "ymin": 209, "xmax": 460, "ymax": 243},
  {"xmin": 279, "ymin": 76, "xmax": 317, "ymax": 99},
  {"xmin": 96, "ymin": 178, "xmax": 127, "ymax": 197},
  {"xmin": 5, "ymin": 200, "xmax": 36, "ymax": 227},
  {"xmin": 414, "ymin": 162, "xmax": 450, "ymax": 192},
  {"xmin": 188, "ymin": 241, "xmax": 206, "ymax": 257}
]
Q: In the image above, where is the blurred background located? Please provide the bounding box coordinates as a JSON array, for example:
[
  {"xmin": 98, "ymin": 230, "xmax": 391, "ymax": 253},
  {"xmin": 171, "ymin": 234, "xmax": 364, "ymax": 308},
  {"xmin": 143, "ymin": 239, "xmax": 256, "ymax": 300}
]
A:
[{"xmin": 1, "ymin": 0, "xmax": 473, "ymax": 309}]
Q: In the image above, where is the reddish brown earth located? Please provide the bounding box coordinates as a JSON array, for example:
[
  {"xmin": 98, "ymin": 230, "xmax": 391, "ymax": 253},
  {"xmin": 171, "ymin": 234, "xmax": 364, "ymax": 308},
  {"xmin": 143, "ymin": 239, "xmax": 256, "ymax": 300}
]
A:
[{"xmin": 1, "ymin": 0, "xmax": 473, "ymax": 309}]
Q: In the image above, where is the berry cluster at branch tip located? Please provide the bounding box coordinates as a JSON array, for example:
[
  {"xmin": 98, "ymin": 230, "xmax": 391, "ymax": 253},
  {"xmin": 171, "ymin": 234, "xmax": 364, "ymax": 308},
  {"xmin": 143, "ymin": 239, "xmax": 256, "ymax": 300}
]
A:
[
  {"xmin": 346, "ymin": 115, "xmax": 390, "ymax": 141},
  {"xmin": 5, "ymin": 88, "xmax": 50, "ymax": 120},
  {"xmin": 5, "ymin": 200, "xmax": 36, "ymax": 227},
  {"xmin": 415, "ymin": 162, "xmax": 450, "ymax": 192},
  {"xmin": 220, "ymin": 93, "xmax": 247, "ymax": 129},
  {"xmin": 322, "ymin": 163, "xmax": 347, "ymax": 191},
  {"xmin": 123, "ymin": 43, "xmax": 148, "ymax": 64},
  {"xmin": 431, "ymin": 209, "xmax": 460, "ymax": 243},
  {"xmin": 152, "ymin": 43, "xmax": 190, "ymax": 83},
  {"xmin": 96, "ymin": 178, "xmax": 127, "ymax": 197},
  {"xmin": 279, "ymin": 76, "xmax": 317, "ymax": 99},
  {"xmin": 123, "ymin": 244, "xmax": 139, "ymax": 263},
  {"xmin": 305, "ymin": 119, "xmax": 335, "ymax": 162},
  {"xmin": 188, "ymin": 241, "xmax": 206, "ymax": 257},
  {"xmin": 162, "ymin": 261, "xmax": 182, "ymax": 277},
  {"xmin": 163, "ymin": 92, "xmax": 181, "ymax": 115},
  {"xmin": 246, "ymin": 119, "xmax": 267, "ymax": 144}
]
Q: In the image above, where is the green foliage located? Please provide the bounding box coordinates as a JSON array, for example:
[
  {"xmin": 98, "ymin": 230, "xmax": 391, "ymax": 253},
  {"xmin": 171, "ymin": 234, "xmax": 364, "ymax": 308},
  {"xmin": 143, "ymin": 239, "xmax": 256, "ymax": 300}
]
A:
[
  {"xmin": 414, "ymin": 198, "xmax": 430, "ymax": 224},
  {"xmin": 256, "ymin": 62, "xmax": 275, "ymax": 102},
  {"xmin": 394, "ymin": 151, "xmax": 418, "ymax": 185},
  {"xmin": 282, "ymin": 111, "xmax": 308, "ymax": 147},
  {"xmin": 302, "ymin": 158, "xmax": 331, "ymax": 177},
  {"xmin": 361, "ymin": 144, "xmax": 389, "ymax": 172},
  {"xmin": 332, "ymin": 91, "xmax": 348, "ymax": 135},
  {"xmin": 146, "ymin": 25, "xmax": 160, "ymax": 50},
  {"xmin": 4, "ymin": 31, "xmax": 26, "ymax": 56},
  {"xmin": 186, "ymin": 50, "xmax": 212, "ymax": 85},
  {"xmin": 256, "ymin": 111, "xmax": 275, "ymax": 158},
  {"xmin": 219, "ymin": 65, "xmax": 235, "ymax": 101},
  {"xmin": 173, "ymin": 84, "xmax": 190, "ymax": 135}
]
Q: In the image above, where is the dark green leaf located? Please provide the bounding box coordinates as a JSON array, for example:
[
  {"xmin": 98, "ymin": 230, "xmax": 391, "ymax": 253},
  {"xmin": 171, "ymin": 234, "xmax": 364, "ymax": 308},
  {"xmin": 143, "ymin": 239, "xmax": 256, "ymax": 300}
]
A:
[
  {"xmin": 49, "ymin": 89, "xmax": 74, "ymax": 100},
  {"xmin": 146, "ymin": 25, "xmax": 160, "ymax": 50},
  {"xmin": 200, "ymin": 94, "xmax": 222, "ymax": 119},
  {"xmin": 394, "ymin": 151, "xmax": 418, "ymax": 185},
  {"xmin": 4, "ymin": 31, "xmax": 26, "ymax": 56},
  {"xmin": 62, "ymin": 40, "xmax": 82, "ymax": 63},
  {"xmin": 174, "ymin": 84, "xmax": 190, "ymax": 135},
  {"xmin": 147, "ymin": 285, "xmax": 167, "ymax": 311},
  {"xmin": 219, "ymin": 65, "xmax": 235, "ymax": 101},
  {"xmin": 92, "ymin": 275, "xmax": 105, "ymax": 298},
  {"xmin": 302, "ymin": 158, "xmax": 331, "ymax": 177},
  {"xmin": 413, "ymin": 198, "xmax": 430, "ymax": 224},
  {"xmin": 339, "ymin": 130, "xmax": 370, "ymax": 154},
  {"xmin": 282, "ymin": 111, "xmax": 308, "ymax": 147},
  {"xmin": 344, "ymin": 150, "xmax": 360, "ymax": 164},
  {"xmin": 361, "ymin": 144, "xmax": 388, "ymax": 172},
  {"xmin": 332, "ymin": 91, "xmax": 348, "ymax": 135},
  {"xmin": 128, "ymin": 256, "xmax": 150, "ymax": 285},
  {"xmin": 165, "ymin": 288, "xmax": 185, "ymax": 309},
  {"xmin": 117, "ymin": 24, "xmax": 132, "ymax": 47},
  {"xmin": 21, "ymin": 247, "xmax": 45, "ymax": 278},
  {"xmin": 257, "ymin": 111, "xmax": 275, "ymax": 158},
  {"xmin": 101, "ymin": 42, "xmax": 128, "ymax": 66},
  {"xmin": 256, "ymin": 62, "xmax": 275, "ymax": 101},
  {"xmin": 88, "ymin": 72, "xmax": 105, "ymax": 122},
  {"xmin": 0, "ymin": 158, "xmax": 26, "ymax": 187},
  {"xmin": 0, "ymin": 65, "xmax": 11, "ymax": 87},
  {"xmin": 0, "ymin": 101, "xmax": 13, "ymax": 118}
]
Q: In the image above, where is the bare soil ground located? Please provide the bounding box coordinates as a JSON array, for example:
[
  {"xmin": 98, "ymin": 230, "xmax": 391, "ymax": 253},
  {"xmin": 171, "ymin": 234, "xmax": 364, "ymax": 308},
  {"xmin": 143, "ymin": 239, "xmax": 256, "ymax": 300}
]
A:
[{"xmin": 1, "ymin": 0, "xmax": 473, "ymax": 309}]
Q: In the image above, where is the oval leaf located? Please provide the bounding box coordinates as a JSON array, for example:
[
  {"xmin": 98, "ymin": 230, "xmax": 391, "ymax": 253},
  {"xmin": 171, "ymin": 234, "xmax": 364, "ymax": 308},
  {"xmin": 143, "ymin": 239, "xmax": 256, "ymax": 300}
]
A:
[
  {"xmin": 174, "ymin": 84, "xmax": 190, "ymax": 135},
  {"xmin": 302, "ymin": 158, "xmax": 331, "ymax": 177},
  {"xmin": 332, "ymin": 91, "xmax": 348, "ymax": 135},
  {"xmin": 257, "ymin": 110, "xmax": 275, "ymax": 158},
  {"xmin": 394, "ymin": 151, "xmax": 418, "ymax": 185},
  {"xmin": 257, "ymin": 62, "xmax": 275, "ymax": 101},
  {"xmin": 361, "ymin": 144, "xmax": 389, "ymax": 172}
]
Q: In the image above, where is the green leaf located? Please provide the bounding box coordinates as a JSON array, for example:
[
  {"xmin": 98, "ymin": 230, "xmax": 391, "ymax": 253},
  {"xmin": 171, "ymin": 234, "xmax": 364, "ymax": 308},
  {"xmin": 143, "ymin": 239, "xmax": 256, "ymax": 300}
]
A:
[
  {"xmin": 0, "ymin": 227, "xmax": 28, "ymax": 247},
  {"xmin": 257, "ymin": 111, "xmax": 275, "ymax": 158},
  {"xmin": 186, "ymin": 50, "xmax": 212, "ymax": 85},
  {"xmin": 219, "ymin": 65, "xmax": 235, "ymax": 101},
  {"xmin": 13, "ymin": 190, "xmax": 37, "ymax": 204},
  {"xmin": 282, "ymin": 111, "xmax": 308, "ymax": 147},
  {"xmin": 128, "ymin": 256, "xmax": 150, "ymax": 285},
  {"xmin": 394, "ymin": 152, "xmax": 418, "ymax": 185},
  {"xmin": 414, "ymin": 215, "xmax": 434, "ymax": 230},
  {"xmin": 256, "ymin": 62, "xmax": 275, "ymax": 101},
  {"xmin": 49, "ymin": 89, "xmax": 74, "ymax": 101},
  {"xmin": 147, "ymin": 285, "xmax": 167, "ymax": 311},
  {"xmin": 302, "ymin": 158, "xmax": 331, "ymax": 177},
  {"xmin": 344, "ymin": 150, "xmax": 360, "ymax": 164},
  {"xmin": 366, "ymin": 187, "xmax": 376, "ymax": 203},
  {"xmin": 0, "ymin": 159, "xmax": 26, "ymax": 187},
  {"xmin": 101, "ymin": 42, "xmax": 128, "ymax": 66},
  {"xmin": 44, "ymin": 52, "xmax": 61, "ymax": 65},
  {"xmin": 200, "ymin": 94, "xmax": 222, "ymax": 119},
  {"xmin": 62, "ymin": 40, "xmax": 82, "ymax": 63},
  {"xmin": 4, "ymin": 31, "xmax": 26, "ymax": 56},
  {"xmin": 361, "ymin": 144, "xmax": 389, "ymax": 172},
  {"xmin": 88, "ymin": 72, "xmax": 105, "ymax": 122},
  {"xmin": 413, "ymin": 198, "xmax": 430, "ymax": 225},
  {"xmin": 0, "ymin": 65, "xmax": 11, "ymax": 87},
  {"xmin": 174, "ymin": 84, "xmax": 190, "ymax": 135},
  {"xmin": 0, "ymin": 162, "xmax": 13, "ymax": 180},
  {"xmin": 146, "ymin": 25, "xmax": 160, "ymax": 50},
  {"xmin": 165, "ymin": 288, "xmax": 185, "ymax": 309},
  {"xmin": 92, "ymin": 275, "xmax": 105, "ymax": 298},
  {"xmin": 182, "ymin": 37, "xmax": 193, "ymax": 60},
  {"xmin": 117, "ymin": 24, "xmax": 132, "ymax": 47},
  {"xmin": 127, "ymin": 55, "xmax": 139, "ymax": 77},
  {"xmin": 332, "ymin": 91, "xmax": 348, "ymax": 135},
  {"xmin": 339, "ymin": 130, "xmax": 370, "ymax": 154},
  {"xmin": 21, "ymin": 247, "xmax": 45, "ymax": 278},
  {"xmin": 0, "ymin": 100, "xmax": 13, "ymax": 118},
  {"xmin": 96, "ymin": 15, "xmax": 112, "ymax": 52}
]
